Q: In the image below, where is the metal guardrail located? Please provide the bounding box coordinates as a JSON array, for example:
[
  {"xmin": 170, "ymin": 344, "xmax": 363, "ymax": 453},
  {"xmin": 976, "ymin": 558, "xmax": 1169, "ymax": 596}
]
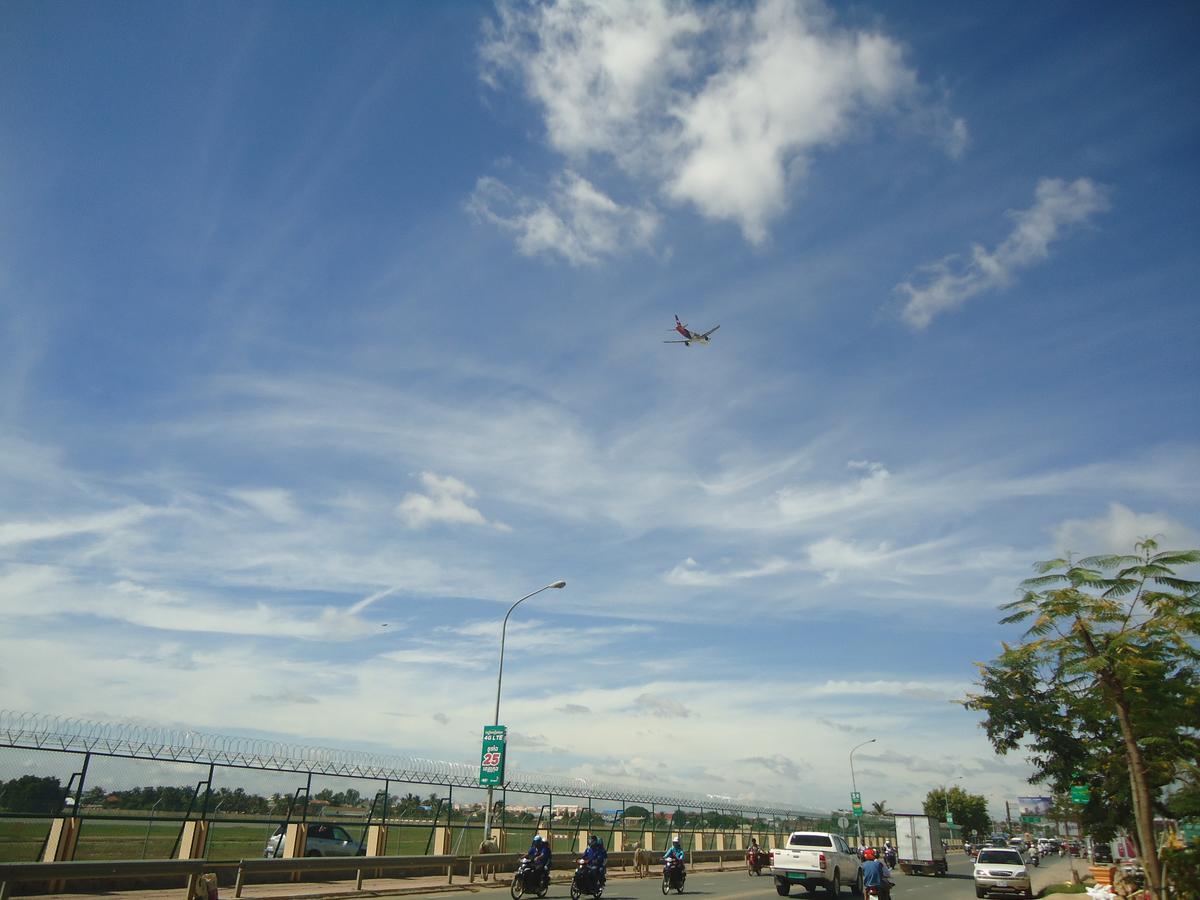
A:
[
  {"xmin": 234, "ymin": 853, "xmax": 457, "ymax": 895},
  {"xmin": 0, "ymin": 849, "xmax": 755, "ymax": 899},
  {"xmin": 0, "ymin": 858, "xmax": 239, "ymax": 900}
]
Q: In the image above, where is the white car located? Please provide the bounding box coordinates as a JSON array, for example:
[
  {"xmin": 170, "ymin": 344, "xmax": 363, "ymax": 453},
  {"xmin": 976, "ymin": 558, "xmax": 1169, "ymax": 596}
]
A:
[
  {"xmin": 264, "ymin": 822, "xmax": 364, "ymax": 857},
  {"xmin": 973, "ymin": 848, "xmax": 1032, "ymax": 899}
]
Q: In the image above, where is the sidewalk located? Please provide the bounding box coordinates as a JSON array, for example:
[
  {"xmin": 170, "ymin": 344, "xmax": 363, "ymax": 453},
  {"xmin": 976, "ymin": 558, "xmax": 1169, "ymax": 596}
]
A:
[{"xmin": 29, "ymin": 861, "xmax": 738, "ymax": 900}]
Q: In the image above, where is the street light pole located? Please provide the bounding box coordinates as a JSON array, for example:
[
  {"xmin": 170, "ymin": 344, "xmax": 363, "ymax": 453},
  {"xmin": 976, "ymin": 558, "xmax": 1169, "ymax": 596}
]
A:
[
  {"xmin": 849, "ymin": 739, "xmax": 876, "ymax": 847},
  {"xmin": 482, "ymin": 580, "xmax": 566, "ymax": 844}
]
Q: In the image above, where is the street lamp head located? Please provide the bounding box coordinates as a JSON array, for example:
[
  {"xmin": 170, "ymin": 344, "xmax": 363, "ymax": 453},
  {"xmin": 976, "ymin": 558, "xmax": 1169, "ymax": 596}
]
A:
[{"xmin": 549, "ymin": 580, "xmax": 567, "ymax": 589}]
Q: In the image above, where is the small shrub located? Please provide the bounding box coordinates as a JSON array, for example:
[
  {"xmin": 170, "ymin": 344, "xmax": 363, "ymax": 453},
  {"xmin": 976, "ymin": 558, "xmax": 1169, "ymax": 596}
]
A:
[{"xmin": 1037, "ymin": 883, "xmax": 1088, "ymax": 896}]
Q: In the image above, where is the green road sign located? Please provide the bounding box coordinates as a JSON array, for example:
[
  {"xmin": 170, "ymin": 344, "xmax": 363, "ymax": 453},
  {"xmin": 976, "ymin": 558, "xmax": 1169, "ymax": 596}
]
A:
[
  {"xmin": 1180, "ymin": 820, "xmax": 1200, "ymax": 845},
  {"xmin": 947, "ymin": 813, "xmax": 955, "ymax": 824},
  {"xmin": 1070, "ymin": 785, "xmax": 1090, "ymax": 804},
  {"xmin": 853, "ymin": 807, "xmax": 863, "ymax": 817},
  {"xmin": 479, "ymin": 725, "xmax": 507, "ymax": 786},
  {"xmin": 1020, "ymin": 815, "xmax": 1042, "ymax": 824},
  {"xmin": 851, "ymin": 792, "xmax": 861, "ymax": 803}
]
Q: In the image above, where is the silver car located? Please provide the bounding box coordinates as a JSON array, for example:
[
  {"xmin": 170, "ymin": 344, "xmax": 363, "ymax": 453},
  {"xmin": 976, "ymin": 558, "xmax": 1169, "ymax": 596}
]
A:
[
  {"xmin": 264, "ymin": 822, "xmax": 364, "ymax": 857},
  {"xmin": 973, "ymin": 848, "xmax": 1032, "ymax": 899}
]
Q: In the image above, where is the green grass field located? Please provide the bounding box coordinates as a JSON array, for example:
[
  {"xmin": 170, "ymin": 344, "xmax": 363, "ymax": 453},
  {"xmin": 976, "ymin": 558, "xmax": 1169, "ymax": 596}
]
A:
[
  {"xmin": 0, "ymin": 818, "xmax": 780, "ymax": 863},
  {"xmin": 0, "ymin": 818, "xmax": 496, "ymax": 862}
]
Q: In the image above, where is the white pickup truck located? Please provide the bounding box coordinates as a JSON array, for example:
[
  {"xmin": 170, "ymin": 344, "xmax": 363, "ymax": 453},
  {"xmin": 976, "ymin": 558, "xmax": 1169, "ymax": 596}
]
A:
[{"xmin": 771, "ymin": 831, "xmax": 863, "ymax": 896}]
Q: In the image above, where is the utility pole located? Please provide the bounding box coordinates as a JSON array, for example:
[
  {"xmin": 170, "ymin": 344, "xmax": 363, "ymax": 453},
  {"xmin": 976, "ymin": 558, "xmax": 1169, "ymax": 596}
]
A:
[{"xmin": 1005, "ymin": 801, "xmax": 1013, "ymax": 833}]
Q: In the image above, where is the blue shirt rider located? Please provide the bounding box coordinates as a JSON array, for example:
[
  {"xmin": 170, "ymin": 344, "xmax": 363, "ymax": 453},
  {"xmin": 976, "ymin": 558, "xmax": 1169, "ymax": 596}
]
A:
[
  {"xmin": 861, "ymin": 849, "xmax": 891, "ymax": 898},
  {"xmin": 528, "ymin": 834, "xmax": 552, "ymax": 883},
  {"xmin": 583, "ymin": 835, "xmax": 608, "ymax": 884},
  {"xmin": 663, "ymin": 838, "xmax": 686, "ymax": 865}
]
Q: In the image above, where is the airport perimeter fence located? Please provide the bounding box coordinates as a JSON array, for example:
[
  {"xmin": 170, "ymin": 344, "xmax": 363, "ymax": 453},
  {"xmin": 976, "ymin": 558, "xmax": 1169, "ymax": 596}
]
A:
[{"xmin": 0, "ymin": 712, "xmax": 901, "ymax": 865}]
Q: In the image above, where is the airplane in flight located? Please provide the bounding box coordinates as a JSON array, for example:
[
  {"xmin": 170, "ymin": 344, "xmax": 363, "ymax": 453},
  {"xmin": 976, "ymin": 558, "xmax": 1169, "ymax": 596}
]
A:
[{"xmin": 664, "ymin": 315, "xmax": 720, "ymax": 347}]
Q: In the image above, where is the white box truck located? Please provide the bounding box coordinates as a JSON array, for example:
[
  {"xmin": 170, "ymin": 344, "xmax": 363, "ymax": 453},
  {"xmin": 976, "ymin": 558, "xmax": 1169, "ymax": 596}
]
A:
[{"xmin": 894, "ymin": 813, "xmax": 947, "ymax": 875}]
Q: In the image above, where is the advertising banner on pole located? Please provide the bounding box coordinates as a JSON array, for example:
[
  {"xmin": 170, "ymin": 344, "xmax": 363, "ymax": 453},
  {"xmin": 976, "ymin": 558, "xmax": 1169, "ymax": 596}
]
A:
[{"xmin": 479, "ymin": 725, "xmax": 507, "ymax": 786}]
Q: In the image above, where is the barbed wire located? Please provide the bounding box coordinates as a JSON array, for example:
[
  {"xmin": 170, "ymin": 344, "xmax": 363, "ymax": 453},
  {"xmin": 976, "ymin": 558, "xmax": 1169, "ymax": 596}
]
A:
[{"xmin": 0, "ymin": 710, "xmax": 819, "ymax": 818}]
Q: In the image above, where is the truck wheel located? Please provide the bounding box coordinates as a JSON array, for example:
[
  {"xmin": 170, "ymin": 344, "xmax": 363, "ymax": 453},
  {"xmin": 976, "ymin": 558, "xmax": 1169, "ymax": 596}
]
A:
[
  {"xmin": 851, "ymin": 872, "xmax": 863, "ymax": 896},
  {"xmin": 828, "ymin": 872, "xmax": 840, "ymax": 896},
  {"xmin": 775, "ymin": 878, "xmax": 791, "ymax": 896},
  {"xmin": 974, "ymin": 888, "xmax": 986, "ymax": 899}
]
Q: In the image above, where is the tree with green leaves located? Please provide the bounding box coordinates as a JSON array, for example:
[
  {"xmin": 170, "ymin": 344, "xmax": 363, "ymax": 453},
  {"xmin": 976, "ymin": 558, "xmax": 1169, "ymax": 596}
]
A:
[
  {"xmin": 870, "ymin": 801, "xmax": 891, "ymax": 816},
  {"xmin": 922, "ymin": 787, "xmax": 990, "ymax": 839},
  {"xmin": 965, "ymin": 540, "xmax": 1200, "ymax": 898},
  {"xmin": 0, "ymin": 775, "xmax": 67, "ymax": 813}
]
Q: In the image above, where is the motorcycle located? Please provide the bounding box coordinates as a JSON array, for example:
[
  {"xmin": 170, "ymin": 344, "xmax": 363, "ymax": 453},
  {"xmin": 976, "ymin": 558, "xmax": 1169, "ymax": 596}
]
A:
[
  {"xmin": 511, "ymin": 856, "xmax": 549, "ymax": 900},
  {"xmin": 865, "ymin": 884, "xmax": 893, "ymax": 900},
  {"xmin": 883, "ymin": 849, "xmax": 897, "ymax": 869},
  {"xmin": 570, "ymin": 859, "xmax": 603, "ymax": 900},
  {"xmin": 662, "ymin": 858, "xmax": 686, "ymax": 895},
  {"xmin": 746, "ymin": 847, "xmax": 770, "ymax": 876},
  {"xmin": 1029, "ymin": 851, "xmax": 1040, "ymax": 868}
]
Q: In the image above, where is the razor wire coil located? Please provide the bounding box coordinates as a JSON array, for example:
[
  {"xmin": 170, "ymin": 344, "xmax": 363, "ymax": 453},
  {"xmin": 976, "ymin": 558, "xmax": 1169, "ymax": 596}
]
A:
[{"xmin": 0, "ymin": 710, "xmax": 816, "ymax": 817}]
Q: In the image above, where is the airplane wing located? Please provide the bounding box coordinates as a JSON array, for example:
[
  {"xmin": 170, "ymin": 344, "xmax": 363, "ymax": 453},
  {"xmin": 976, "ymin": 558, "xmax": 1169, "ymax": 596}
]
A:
[
  {"xmin": 662, "ymin": 339, "xmax": 690, "ymax": 344},
  {"xmin": 700, "ymin": 324, "xmax": 720, "ymax": 338}
]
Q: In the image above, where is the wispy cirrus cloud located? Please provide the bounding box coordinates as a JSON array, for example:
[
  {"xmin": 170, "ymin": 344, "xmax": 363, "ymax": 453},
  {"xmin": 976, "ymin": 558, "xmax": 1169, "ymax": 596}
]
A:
[
  {"xmin": 898, "ymin": 177, "xmax": 1110, "ymax": 328},
  {"xmin": 663, "ymin": 556, "xmax": 792, "ymax": 587},
  {"xmin": 468, "ymin": 171, "xmax": 659, "ymax": 266},
  {"xmin": 0, "ymin": 505, "xmax": 160, "ymax": 547}
]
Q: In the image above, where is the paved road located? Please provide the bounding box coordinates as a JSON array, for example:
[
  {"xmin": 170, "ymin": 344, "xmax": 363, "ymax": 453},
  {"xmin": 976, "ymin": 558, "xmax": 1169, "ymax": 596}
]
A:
[{"xmin": 392, "ymin": 854, "xmax": 1077, "ymax": 900}]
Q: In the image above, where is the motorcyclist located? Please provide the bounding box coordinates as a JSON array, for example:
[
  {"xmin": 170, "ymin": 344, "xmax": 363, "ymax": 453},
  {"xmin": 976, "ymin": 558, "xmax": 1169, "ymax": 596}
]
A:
[
  {"xmin": 663, "ymin": 836, "xmax": 686, "ymax": 882},
  {"xmin": 861, "ymin": 848, "xmax": 892, "ymax": 900},
  {"xmin": 527, "ymin": 834, "xmax": 552, "ymax": 888},
  {"xmin": 747, "ymin": 837, "xmax": 764, "ymax": 866},
  {"xmin": 584, "ymin": 835, "xmax": 608, "ymax": 886}
]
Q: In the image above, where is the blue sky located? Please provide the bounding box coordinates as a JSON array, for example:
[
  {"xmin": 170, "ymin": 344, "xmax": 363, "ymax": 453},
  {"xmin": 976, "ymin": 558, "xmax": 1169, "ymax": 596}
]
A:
[{"xmin": 2, "ymin": 0, "xmax": 1197, "ymax": 818}]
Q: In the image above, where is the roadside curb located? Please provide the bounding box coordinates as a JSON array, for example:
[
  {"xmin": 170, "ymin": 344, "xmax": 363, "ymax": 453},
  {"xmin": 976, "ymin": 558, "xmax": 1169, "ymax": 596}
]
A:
[{"xmin": 226, "ymin": 865, "xmax": 732, "ymax": 900}]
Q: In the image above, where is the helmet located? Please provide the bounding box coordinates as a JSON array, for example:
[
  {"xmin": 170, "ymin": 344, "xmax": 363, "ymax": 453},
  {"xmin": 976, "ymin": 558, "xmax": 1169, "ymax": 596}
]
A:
[
  {"xmin": 672, "ymin": 837, "xmax": 681, "ymax": 846},
  {"xmin": 588, "ymin": 835, "xmax": 597, "ymax": 845},
  {"xmin": 533, "ymin": 835, "xmax": 543, "ymax": 843},
  {"xmin": 863, "ymin": 848, "xmax": 876, "ymax": 860}
]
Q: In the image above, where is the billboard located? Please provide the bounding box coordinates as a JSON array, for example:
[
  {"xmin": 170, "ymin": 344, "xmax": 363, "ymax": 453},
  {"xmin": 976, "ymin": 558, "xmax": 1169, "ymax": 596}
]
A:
[
  {"xmin": 1017, "ymin": 796, "xmax": 1052, "ymax": 823},
  {"xmin": 479, "ymin": 725, "xmax": 507, "ymax": 786}
]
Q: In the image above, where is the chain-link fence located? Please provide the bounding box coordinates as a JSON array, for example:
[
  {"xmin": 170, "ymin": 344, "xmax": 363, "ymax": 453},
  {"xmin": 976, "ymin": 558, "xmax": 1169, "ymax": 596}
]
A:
[{"xmin": 1, "ymin": 712, "xmax": 835, "ymax": 864}]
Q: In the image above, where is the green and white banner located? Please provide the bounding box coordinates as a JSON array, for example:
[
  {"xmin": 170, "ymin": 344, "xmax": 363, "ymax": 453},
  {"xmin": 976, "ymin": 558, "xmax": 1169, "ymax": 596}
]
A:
[{"xmin": 479, "ymin": 725, "xmax": 507, "ymax": 786}]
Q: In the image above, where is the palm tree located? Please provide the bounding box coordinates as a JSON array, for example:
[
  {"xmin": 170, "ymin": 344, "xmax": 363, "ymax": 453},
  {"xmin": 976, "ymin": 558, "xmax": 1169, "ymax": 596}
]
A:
[{"xmin": 870, "ymin": 801, "xmax": 891, "ymax": 816}]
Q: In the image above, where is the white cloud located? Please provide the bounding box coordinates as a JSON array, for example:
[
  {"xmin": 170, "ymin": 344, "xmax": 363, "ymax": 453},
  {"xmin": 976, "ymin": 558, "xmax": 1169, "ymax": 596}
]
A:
[
  {"xmin": 229, "ymin": 488, "xmax": 299, "ymax": 523},
  {"xmin": 663, "ymin": 555, "xmax": 792, "ymax": 587},
  {"xmin": 775, "ymin": 460, "xmax": 891, "ymax": 523},
  {"xmin": 811, "ymin": 678, "xmax": 968, "ymax": 701},
  {"xmin": 805, "ymin": 536, "xmax": 894, "ymax": 583},
  {"xmin": 666, "ymin": 1, "xmax": 918, "ymax": 243},
  {"xmin": 481, "ymin": 0, "xmax": 958, "ymax": 248},
  {"xmin": 397, "ymin": 471, "xmax": 511, "ymax": 531},
  {"xmin": 0, "ymin": 505, "xmax": 158, "ymax": 546},
  {"xmin": 1051, "ymin": 502, "xmax": 1198, "ymax": 555},
  {"xmin": 469, "ymin": 172, "xmax": 658, "ymax": 266},
  {"xmin": 898, "ymin": 177, "xmax": 1111, "ymax": 328}
]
